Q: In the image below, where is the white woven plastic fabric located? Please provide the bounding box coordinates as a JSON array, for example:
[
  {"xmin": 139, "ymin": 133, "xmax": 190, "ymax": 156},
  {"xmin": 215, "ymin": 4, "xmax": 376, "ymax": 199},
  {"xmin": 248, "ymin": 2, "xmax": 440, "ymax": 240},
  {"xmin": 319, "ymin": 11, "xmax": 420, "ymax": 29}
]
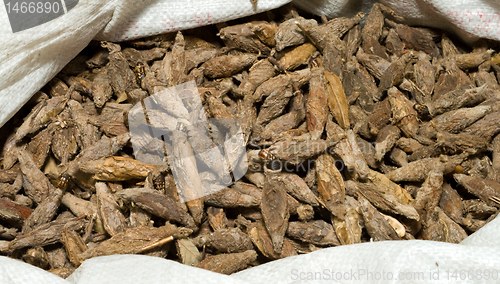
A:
[{"xmin": 2, "ymin": 1, "xmax": 500, "ymax": 283}]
